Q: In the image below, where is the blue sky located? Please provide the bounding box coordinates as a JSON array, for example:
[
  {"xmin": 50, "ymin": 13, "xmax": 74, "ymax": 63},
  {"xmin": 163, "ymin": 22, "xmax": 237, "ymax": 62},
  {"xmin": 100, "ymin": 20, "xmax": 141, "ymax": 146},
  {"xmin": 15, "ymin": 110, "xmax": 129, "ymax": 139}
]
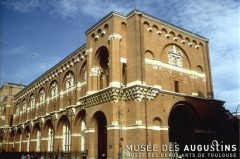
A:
[{"xmin": 0, "ymin": 0, "xmax": 239, "ymax": 112}]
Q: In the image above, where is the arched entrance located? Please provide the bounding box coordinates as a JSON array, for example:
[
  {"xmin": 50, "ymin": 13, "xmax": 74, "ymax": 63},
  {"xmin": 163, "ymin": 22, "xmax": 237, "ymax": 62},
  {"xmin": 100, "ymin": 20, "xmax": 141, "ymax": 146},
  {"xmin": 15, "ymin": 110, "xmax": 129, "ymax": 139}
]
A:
[
  {"xmin": 93, "ymin": 111, "xmax": 107, "ymax": 158},
  {"xmin": 169, "ymin": 103, "xmax": 199, "ymax": 152}
]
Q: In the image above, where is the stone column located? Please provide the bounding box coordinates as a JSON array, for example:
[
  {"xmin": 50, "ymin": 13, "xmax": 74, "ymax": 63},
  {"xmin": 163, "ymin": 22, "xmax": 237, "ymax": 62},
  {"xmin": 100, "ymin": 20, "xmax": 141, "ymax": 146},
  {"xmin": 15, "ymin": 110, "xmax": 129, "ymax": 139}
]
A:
[
  {"xmin": 90, "ymin": 67, "xmax": 101, "ymax": 92},
  {"xmin": 85, "ymin": 128, "xmax": 96, "ymax": 159},
  {"xmin": 108, "ymin": 33, "xmax": 122, "ymax": 87}
]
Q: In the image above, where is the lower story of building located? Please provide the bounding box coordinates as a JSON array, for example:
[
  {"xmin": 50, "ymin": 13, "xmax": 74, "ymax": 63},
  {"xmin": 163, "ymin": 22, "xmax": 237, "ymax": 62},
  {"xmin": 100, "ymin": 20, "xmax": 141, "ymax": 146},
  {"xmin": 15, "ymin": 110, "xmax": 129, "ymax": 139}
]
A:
[{"xmin": 0, "ymin": 90, "xmax": 238, "ymax": 159}]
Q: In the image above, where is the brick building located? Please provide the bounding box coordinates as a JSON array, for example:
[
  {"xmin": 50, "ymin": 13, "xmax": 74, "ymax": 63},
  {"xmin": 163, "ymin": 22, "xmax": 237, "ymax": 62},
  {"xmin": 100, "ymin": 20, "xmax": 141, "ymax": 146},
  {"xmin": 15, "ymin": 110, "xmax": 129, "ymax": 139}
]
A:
[{"xmin": 0, "ymin": 10, "xmax": 238, "ymax": 159}]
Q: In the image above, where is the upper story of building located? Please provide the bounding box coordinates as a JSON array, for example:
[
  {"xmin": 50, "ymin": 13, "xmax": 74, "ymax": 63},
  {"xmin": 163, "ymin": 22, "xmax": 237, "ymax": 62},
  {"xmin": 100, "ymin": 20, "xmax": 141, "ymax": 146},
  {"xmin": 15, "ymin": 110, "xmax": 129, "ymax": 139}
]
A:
[
  {"xmin": 0, "ymin": 83, "xmax": 25, "ymax": 127},
  {"xmin": 1, "ymin": 10, "xmax": 214, "ymax": 127},
  {"xmin": 0, "ymin": 83, "xmax": 25, "ymax": 100}
]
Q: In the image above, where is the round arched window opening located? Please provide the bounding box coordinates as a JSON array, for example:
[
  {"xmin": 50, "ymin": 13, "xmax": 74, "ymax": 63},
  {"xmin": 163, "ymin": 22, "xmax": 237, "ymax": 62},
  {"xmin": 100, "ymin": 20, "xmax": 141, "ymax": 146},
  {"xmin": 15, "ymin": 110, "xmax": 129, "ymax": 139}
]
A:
[{"xmin": 94, "ymin": 46, "xmax": 110, "ymax": 89}]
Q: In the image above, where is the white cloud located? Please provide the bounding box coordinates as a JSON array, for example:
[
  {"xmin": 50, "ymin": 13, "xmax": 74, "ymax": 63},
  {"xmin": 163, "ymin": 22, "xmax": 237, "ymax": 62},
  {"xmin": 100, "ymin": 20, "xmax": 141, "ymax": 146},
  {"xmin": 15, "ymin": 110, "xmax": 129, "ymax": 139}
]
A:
[
  {"xmin": 3, "ymin": 0, "xmax": 40, "ymax": 13},
  {"xmin": 2, "ymin": 0, "xmax": 133, "ymax": 19}
]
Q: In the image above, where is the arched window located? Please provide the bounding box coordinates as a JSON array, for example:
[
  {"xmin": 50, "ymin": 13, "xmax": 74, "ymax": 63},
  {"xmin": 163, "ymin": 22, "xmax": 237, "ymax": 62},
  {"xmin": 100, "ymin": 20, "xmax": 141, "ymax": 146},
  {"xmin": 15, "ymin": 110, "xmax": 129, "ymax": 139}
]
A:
[
  {"xmin": 80, "ymin": 120, "xmax": 86, "ymax": 152},
  {"xmin": 84, "ymin": 70, "xmax": 87, "ymax": 81},
  {"xmin": 39, "ymin": 89, "xmax": 45, "ymax": 102},
  {"xmin": 19, "ymin": 134, "xmax": 22, "ymax": 151},
  {"xmin": 36, "ymin": 130, "xmax": 41, "ymax": 151},
  {"xmin": 63, "ymin": 122, "xmax": 71, "ymax": 151},
  {"xmin": 65, "ymin": 72, "xmax": 74, "ymax": 89},
  {"xmin": 27, "ymin": 132, "xmax": 30, "ymax": 152},
  {"xmin": 168, "ymin": 45, "xmax": 183, "ymax": 67},
  {"xmin": 30, "ymin": 95, "xmax": 35, "ymax": 108},
  {"xmin": 48, "ymin": 127, "xmax": 54, "ymax": 151},
  {"xmin": 51, "ymin": 82, "xmax": 58, "ymax": 97},
  {"xmin": 152, "ymin": 117, "xmax": 162, "ymax": 145},
  {"xmin": 16, "ymin": 103, "xmax": 20, "ymax": 115},
  {"xmin": 94, "ymin": 46, "xmax": 110, "ymax": 89},
  {"xmin": 80, "ymin": 62, "xmax": 87, "ymax": 82},
  {"xmin": 22, "ymin": 100, "xmax": 27, "ymax": 113}
]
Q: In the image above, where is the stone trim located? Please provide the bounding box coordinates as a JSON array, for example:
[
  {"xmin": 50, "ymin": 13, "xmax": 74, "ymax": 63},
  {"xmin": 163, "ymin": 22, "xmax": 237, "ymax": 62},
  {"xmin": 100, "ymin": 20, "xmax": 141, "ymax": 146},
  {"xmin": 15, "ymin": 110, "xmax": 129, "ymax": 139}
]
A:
[
  {"xmin": 145, "ymin": 58, "xmax": 206, "ymax": 79},
  {"xmin": 41, "ymin": 137, "xmax": 48, "ymax": 140},
  {"xmin": 84, "ymin": 128, "xmax": 95, "ymax": 133},
  {"xmin": 78, "ymin": 84, "xmax": 159, "ymax": 108},
  {"xmin": 108, "ymin": 33, "xmax": 122, "ymax": 40},
  {"xmin": 90, "ymin": 67, "xmax": 101, "ymax": 76},
  {"xmin": 79, "ymin": 87, "xmax": 122, "ymax": 108},
  {"xmin": 120, "ymin": 58, "xmax": 127, "ymax": 63},
  {"xmin": 107, "ymin": 124, "xmax": 169, "ymax": 131},
  {"xmin": 55, "ymin": 136, "xmax": 63, "ymax": 139}
]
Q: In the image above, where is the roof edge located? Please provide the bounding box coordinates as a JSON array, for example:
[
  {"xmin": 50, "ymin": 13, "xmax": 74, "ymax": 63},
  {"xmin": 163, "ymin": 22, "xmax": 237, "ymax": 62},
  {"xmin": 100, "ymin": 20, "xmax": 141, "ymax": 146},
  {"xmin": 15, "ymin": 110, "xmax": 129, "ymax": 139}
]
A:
[
  {"xmin": 85, "ymin": 11, "xmax": 126, "ymax": 35},
  {"xmin": 85, "ymin": 9, "xmax": 208, "ymax": 41}
]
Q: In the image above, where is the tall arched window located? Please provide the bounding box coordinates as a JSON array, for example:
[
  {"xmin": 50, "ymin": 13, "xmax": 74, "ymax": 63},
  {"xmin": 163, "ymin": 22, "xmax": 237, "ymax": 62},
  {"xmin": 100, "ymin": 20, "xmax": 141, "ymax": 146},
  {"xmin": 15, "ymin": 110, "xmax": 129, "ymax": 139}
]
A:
[
  {"xmin": 80, "ymin": 120, "xmax": 86, "ymax": 152},
  {"xmin": 36, "ymin": 130, "xmax": 41, "ymax": 151},
  {"xmin": 30, "ymin": 95, "xmax": 35, "ymax": 108},
  {"xmin": 168, "ymin": 45, "xmax": 183, "ymax": 67},
  {"xmin": 27, "ymin": 132, "xmax": 30, "ymax": 152},
  {"xmin": 19, "ymin": 134, "xmax": 22, "ymax": 151},
  {"xmin": 65, "ymin": 72, "xmax": 74, "ymax": 89},
  {"xmin": 80, "ymin": 62, "xmax": 87, "ymax": 82},
  {"xmin": 39, "ymin": 89, "xmax": 45, "ymax": 103},
  {"xmin": 93, "ymin": 46, "xmax": 110, "ymax": 90},
  {"xmin": 48, "ymin": 127, "xmax": 54, "ymax": 151},
  {"xmin": 63, "ymin": 122, "xmax": 71, "ymax": 151},
  {"xmin": 51, "ymin": 82, "xmax": 58, "ymax": 97},
  {"xmin": 84, "ymin": 70, "xmax": 87, "ymax": 81},
  {"xmin": 22, "ymin": 100, "xmax": 26, "ymax": 113},
  {"xmin": 16, "ymin": 103, "xmax": 20, "ymax": 115}
]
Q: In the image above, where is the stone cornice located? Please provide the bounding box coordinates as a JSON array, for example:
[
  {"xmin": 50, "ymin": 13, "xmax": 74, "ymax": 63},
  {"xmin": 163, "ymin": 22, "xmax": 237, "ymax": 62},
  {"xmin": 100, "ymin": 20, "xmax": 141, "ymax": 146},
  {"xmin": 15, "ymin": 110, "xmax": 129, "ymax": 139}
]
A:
[
  {"xmin": 123, "ymin": 85, "xmax": 159, "ymax": 102},
  {"xmin": 79, "ymin": 87, "xmax": 122, "ymax": 108},
  {"xmin": 78, "ymin": 84, "xmax": 160, "ymax": 108}
]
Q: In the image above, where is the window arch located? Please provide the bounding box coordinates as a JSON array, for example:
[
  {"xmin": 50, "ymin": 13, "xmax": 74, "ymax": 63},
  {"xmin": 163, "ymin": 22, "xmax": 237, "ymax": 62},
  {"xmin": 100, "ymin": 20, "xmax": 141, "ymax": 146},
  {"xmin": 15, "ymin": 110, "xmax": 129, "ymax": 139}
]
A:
[
  {"xmin": 196, "ymin": 65, "xmax": 204, "ymax": 72},
  {"xmin": 19, "ymin": 134, "xmax": 22, "ymax": 151},
  {"xmin": 50, "ymin": 81, "xmax": 58, "ymax": 97},
  {"xmin": 16, "ymin": 103, "xmax": 20, "ymax": 115},
  {"xmin": 63, "ymin": 122, "xmax": 71, "ymax": 151},
  {"xmin": 36, "ymin": 129, "xmax": 41, "ymax": 151},
  {"xmin": 152, "ymin": 117, "xmax": 162, "ymax": 146},
  {"xmin": 153, "ymin": 117, "xmax": 162, "ymax": 126},
  {"xmin": 64, "ymin": 72, "xmax": 75, "ymax": 89},
  {"xmin": 30, "ymin": 95, "xmax": 36, "ymax": 108},
  {"xmin": 168, "ymin": 45, "xmax": 183, "ymax": 67},
  {"xmin": 48, "ymin": 127, "xmax": 54, "ymax": 151},
  {"xmin": 39, "ymin": 88, "xmax": 45, "ymax": 103},
  {"xmin": 80, "ymin": 62, "xmax": 87, "ymax": 82},
  {"xmin": 22, "ymin": 99, "xmax": 27, "ymax": 113},
  {"xmin": 93, "ymin": 46, "xmax": 110, "ymax": 89},
  {"xmin": 145, "ymin": 50, "xmax": 154, "ymax": 59},
  {"xmin": 27, "ymin": 132, "xmax": 30, "ymax": 152},
  {"xmin": 80, "ymin": 120, "xmax": 86, "ymax": 152}
]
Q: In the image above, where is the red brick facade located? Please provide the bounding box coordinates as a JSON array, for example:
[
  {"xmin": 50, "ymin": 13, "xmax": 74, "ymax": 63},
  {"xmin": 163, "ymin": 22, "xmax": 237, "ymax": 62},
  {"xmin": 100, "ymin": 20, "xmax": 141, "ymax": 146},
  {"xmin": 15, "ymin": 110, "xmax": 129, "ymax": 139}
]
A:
[{"xmin": 1, "ymin": 10, "xmax": 234, "ymax": 159}]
